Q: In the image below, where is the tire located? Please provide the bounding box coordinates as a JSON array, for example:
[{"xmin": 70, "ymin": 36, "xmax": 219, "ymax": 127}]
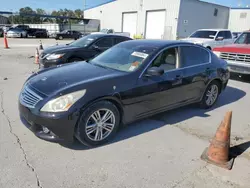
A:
[
  {"xmin": 206, "ymin": 46, "xmax": 211, "ymax": 50},
  {"xmin": 59, "ymin": 36, "xmax": 63, "ymax": 40},
  {"xmin": 20, "ymin": 33, "xmax": 23, "ymax": 38},
  {"xmin": 69, "ymin": 58, "xmax": 82, "ymax": 63},
  {"xmin": 75, "ymin": 101, "xmax": 120, "ymax": 147},
  {"xmin": 200, "ymin": 80, "xmax": 221, "ymax": 109}
]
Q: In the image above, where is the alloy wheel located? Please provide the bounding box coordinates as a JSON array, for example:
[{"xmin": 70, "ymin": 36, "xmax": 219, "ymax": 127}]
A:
[
  {"xmin": 205, "ymin": 84, "xmax": 219, "ymax": 106},
  {"xmin": 85, "ymin": 109, "xmax": 116, "ymax": 141}
]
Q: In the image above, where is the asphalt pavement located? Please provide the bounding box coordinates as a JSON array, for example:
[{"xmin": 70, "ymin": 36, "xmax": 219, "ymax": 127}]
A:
[{"xmin": 0, "ymin": 38, "xmax": 249, "ymax": 188}]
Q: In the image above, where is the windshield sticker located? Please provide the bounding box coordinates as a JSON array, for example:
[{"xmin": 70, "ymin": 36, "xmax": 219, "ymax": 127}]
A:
[
  {"xmin": 131, "ymin": 51, "xmax": 149, "ymax": 59},
  {"xmin": 129, "ymin": 65, "xmax": 137, "ymax": 71}
]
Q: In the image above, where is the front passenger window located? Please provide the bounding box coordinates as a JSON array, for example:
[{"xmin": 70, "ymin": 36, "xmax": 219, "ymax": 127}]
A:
[
  {"xmin": 151, "ymin": 47, "xmax": 179, "ymax": 72},
  {"xmin": 95, "ymin": 38, "xmax": 113, "ymax": 48}
]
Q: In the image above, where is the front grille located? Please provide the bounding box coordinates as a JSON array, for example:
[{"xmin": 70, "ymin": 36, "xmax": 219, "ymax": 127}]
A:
[
  {"xmin": 220, "ymin": 52, "xmax": 250, "ymax": 63},
  {"xmin": 19, "ymin": 85, "xmax": 43, "ymax": 108}
]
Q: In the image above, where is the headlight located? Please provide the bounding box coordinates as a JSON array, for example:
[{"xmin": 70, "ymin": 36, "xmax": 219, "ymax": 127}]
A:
[
  {"xmin": 213, "ymin": 51, "xmax": 221, "ymax": 57},
  {"xmin": 40, "ymin": 89, "xmax": 86, "ymax": 112},
  {"xmin": 46, "ymin": 53, "xmax": 64, "ymax": 60}
]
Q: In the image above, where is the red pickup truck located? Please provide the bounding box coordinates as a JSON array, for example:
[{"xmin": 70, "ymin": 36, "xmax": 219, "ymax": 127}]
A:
[{"xmin": 213, "ymin": 31, "xmax": 250, "ymax": 76}]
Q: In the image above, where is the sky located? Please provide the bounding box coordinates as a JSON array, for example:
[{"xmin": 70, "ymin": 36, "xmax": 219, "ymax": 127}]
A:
[{"xmin": 1, "ymin": 0, "xmax": 250, "ymax": 12}]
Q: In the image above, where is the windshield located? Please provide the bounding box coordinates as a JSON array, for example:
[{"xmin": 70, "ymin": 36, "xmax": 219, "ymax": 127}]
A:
[
  {"xmin": 235, "ymin": 33, "xmax": 250, "ymax": 44},
  {"xmin": 89, "ymin": 44, "xmax": 157, "ymax": 72},
  {"xmin": 69, "ymin": 35, "xmax": 98, "ymax": 47},
  {"xmin": 190, "ymin": 30, "xmax": 217, "ymax": 39}
]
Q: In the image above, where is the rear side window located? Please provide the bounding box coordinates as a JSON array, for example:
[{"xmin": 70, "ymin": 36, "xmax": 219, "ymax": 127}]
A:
[
  {"xmin": 114, "ymin": 37, "xmax": 129, "ymax": 44},
  {"xmin": 95, "ymin": 38, "xmax": 113, "ymax": 48},
  {"xmin": 180, "ymin": 46, "xmax": 210, "ymax": 68},
  {"xmin": 224, "ymin": 31, "xmax": 232, "ymax": 39}
]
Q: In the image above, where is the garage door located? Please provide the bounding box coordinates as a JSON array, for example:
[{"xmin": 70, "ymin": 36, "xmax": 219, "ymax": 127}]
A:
[
  {"xmin": 122, "ymin": 12, "xmax": 137, "ymax": 38},
  {"xmin": 145, "ymin": 10, "xmax": 166, "ymax": 39}
]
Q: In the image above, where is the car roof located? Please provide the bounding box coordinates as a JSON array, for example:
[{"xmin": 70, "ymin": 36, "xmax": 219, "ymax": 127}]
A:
[
  {"xmin": 197, "ymin": 29, "xmax": 231, "ymax": 32},
  {"xmin": 89, "ymin": 33, "xmax": 131, "ymax": 38},
  {"xmin": 119, "ymin": 39, "xmax": 191, "ymax": 48}
]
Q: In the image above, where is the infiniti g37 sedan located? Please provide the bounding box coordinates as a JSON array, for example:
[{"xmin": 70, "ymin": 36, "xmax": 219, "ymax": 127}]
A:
[{"xmin": 19, "ymin": 40, "xmax": 229, "ymax": 147}]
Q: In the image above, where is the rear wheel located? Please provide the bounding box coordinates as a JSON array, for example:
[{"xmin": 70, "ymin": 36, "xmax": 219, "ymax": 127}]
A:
[
  {"xmin": 59, "ymin": 36, "xmax": 63, "ymax": 40},
  {"xmin": 200, "ymin": 81, "xmax": 221, "ymax": 109},
  {"xmin": 75, "ymin": 101, "xmax": 120, "ymax": 147}
]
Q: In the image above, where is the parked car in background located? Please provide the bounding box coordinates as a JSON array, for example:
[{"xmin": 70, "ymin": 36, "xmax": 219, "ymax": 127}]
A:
[
  {"xmin": 181, "ymin": 29, "xmax": 234, "ymax": 50},
  {"xmin": 232, "ymin": 32, "xmax": 242, "ymax": 39},
  {"xmin": 213, "ymin": 31, "xmax": 250, "ymax": 77},
  {"xmin": 91, "ymin": 28, "xmax": 130, "ymax": 37},
  {"xmin": 7, "ymin": 28, "xmax": 27, "ymax": 38},
  {"xmin": 3, "ymin": 25, "xmax": 12, "ymax": 33},
  {"xmin": 13, "ymin": 25, "xmax": 48, "ymax": 38},
  {"xmin": 40, "ymin": 34, "xmax": 132, "ymax": 68},
  {"xmin": 19, "ymin": 40, "xmax": 229, "ymax": 147},
  {"xmin": 55, "ymin": 30, "xmax": 83, "ymax": 40}
]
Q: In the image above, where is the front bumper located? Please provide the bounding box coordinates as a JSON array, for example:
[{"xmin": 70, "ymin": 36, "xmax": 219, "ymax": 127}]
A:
[
  {"xmin": 19, "ymin": 102, "xmax": 79, "ymax": 144},
  {"xmin": 7, "ymin": 33, "xmax": 21, "ymax": 38},
  {"xmin": 227, "ymin": 60, "xmax": 250, "ymax": 75}
]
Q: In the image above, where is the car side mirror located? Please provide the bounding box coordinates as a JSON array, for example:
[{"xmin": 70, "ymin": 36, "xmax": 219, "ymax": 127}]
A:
[
  {"xmin": 145, "ymin": 67, "xmax": 164, "ymax": 77},
  {"xmin": 216, "ymin": 37, "xmax": 224, "ymax": 41},
  {"xmin": 92, "ymin": 45, "xmax": 100, "ymax": 51}
]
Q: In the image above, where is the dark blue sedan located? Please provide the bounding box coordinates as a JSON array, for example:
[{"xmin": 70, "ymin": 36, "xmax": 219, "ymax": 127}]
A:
[{"xmin": 19, "ymin": 40, "xmax": 230, "ymax": 147}]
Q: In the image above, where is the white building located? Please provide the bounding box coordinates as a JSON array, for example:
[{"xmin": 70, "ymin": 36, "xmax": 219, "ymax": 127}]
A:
[
  {"xmin": 85, "ymin": 0, "xmax": 230, "ymax": 39},
  {"xmin": 229, "ymin": 8, "xmax": 250, "ymax": 32}
]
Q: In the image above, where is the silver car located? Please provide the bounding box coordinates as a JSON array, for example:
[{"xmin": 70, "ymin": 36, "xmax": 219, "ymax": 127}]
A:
[{"xmin": 7, "ymin": 28, "xmax": 27, "ymax": 38}]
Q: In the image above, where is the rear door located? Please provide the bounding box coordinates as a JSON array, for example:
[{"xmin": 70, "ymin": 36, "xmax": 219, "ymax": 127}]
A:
[{"xmin": 179, "ymin": 45, "xmax": 212, "ymax": 101}]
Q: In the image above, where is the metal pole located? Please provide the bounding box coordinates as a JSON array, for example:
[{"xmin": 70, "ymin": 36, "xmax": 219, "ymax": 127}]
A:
[{"xmin": 83, "ymin": 0, "xmax": 86, "ymax": 34}]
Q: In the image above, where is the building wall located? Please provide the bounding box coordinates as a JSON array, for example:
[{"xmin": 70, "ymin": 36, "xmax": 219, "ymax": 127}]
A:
[
  {"xmin": 228, "ymin": 9, "xmax": 250, "ymax": 32},
  {"xmin": 85, "ymin": 0, "xmax": 181, "ymax": 39},
  {"xmin": 177, "ymin": 0, "xmax": 230, "ymax": 38}
]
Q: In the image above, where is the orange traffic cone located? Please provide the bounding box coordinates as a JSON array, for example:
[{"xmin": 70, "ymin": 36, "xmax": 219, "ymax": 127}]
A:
[
  {"xmin": 201, "ymin": 111, "xmax": 234, "ymax": 170},
  {"xmin": 4, "ymin": 32, "xmax": 9, "ymax": 49},
  {"xmin": 35, "ymin": 48, "xmax": 39, "ymax": 64}
]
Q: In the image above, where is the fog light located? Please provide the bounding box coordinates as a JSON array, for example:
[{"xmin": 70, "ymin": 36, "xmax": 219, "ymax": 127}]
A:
[{"xmin": 42, "ymin": 126, "xmax": 50, "ymax": 134}]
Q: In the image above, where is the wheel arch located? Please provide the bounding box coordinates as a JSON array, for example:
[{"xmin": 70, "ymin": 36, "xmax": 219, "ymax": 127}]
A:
[{"xmin": 74, "ymin": 95, "xmax": 124, "ymax": 135}]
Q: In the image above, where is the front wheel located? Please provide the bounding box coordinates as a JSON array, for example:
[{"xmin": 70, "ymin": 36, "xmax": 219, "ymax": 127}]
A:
[
  {"xmin": 200, "ymin": 81, "xmax": 220, "ymax": 109},
  {"xmin": 59, "ymin": 36, "xmax": 63, "ymax": 40},
  {"xmin": 75, "ymin": 101, "xmax": 120, "ymax": 147}
]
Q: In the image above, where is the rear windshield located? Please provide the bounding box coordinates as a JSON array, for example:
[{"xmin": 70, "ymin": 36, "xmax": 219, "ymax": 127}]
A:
[{"xmin": 190, "ymin": 30, "xmax": 217, "ymax": 39}]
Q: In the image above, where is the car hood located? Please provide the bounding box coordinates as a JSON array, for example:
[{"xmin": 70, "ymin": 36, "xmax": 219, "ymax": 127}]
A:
[
  {"xmin": 213, "ymin": 44, "xmax": 250, "ymax": 54},
  {"xmin": 28, "ymin": 62, "xmax": 124, "ymax": 96},
  {"xmin": 181, "ymin": 38, "xmax": 213, "ymax": 44},
  {"xmin": 42, "ymin": 44, "xmax": 80, "ymax": 54}
]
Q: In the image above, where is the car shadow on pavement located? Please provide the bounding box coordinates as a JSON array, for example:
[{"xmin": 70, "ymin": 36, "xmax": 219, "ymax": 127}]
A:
[
  {"xmin": 230, "ymin": 141, "xmax": 250, "ymax": 159},
  {"xmin": 65, "ymin": 86, "xmax": 246, "ymax": 150}
]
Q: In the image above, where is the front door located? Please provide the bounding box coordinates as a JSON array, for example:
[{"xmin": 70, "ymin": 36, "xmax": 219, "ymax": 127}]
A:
[
  {"xmin": 131, "ymin": 47, "xmax": 187, "ymax": 118},
  {"xmin": 94, "ymin": 37, "xmax": 114, "ymax": 53}
]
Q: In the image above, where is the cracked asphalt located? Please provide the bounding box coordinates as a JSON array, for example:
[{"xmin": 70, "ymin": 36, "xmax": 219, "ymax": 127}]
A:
[{"xmin": 0, "ymin": 38, "xmax": 250, "ymax": 188}]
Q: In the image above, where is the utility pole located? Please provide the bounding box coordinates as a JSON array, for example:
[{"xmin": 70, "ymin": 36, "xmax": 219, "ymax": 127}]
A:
[{"xmin": 83, "ymin": 0, "xmax": 86, "ymax": 34}]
